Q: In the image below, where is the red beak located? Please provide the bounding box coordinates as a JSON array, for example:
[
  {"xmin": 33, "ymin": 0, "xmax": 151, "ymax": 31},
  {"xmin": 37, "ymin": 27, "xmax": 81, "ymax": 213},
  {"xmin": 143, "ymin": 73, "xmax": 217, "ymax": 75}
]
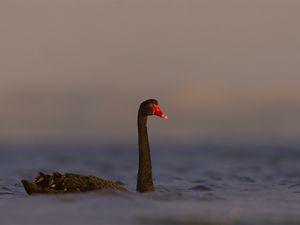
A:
[{"xmin": 153, "ymin": 104, "xmax": 168, "ymax": 119}]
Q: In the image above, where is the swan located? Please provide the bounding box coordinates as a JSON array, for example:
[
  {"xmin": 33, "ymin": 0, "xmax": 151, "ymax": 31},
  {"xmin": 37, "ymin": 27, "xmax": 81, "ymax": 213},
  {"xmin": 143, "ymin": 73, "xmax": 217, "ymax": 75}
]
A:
[{"xmin": 21, "ymin": 99, "xmax": 167, "ymax": 194}]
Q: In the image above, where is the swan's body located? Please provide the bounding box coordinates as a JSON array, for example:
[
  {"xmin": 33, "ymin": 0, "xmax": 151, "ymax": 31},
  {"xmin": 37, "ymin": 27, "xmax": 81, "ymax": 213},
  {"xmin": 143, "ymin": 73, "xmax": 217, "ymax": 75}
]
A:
[
  {"xmin": 21, "ymin": 99, "xmax": 167, "ymax": 195},
  {"xmin": 22, "ymin": 172, "xmax": 125, "ymax": 194}
]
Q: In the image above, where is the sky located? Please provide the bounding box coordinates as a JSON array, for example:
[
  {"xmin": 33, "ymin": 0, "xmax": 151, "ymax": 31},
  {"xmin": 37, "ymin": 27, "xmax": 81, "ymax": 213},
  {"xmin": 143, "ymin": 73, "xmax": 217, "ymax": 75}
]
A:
[{"xmin": 0, "ymin": 0, "xmax": 300, "ymax": 145}]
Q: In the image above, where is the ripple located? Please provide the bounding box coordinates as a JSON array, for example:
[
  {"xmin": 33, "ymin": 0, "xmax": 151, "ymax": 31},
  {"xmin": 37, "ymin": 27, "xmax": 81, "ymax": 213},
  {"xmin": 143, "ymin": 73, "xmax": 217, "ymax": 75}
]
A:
[
  {"xmin": 0, "ymin": 192, "xmax": 14, "ymax": 195},
  {"xmin": 289, "ymin": 183, "xmax": 300, "ymax": 188},
  {"xmin": 189, "ymin": 185, "xmax": 213, "ymax": 192},
  {"xmin": 231, "ymin": 176, "xmax": 256, "ymax": 183}
]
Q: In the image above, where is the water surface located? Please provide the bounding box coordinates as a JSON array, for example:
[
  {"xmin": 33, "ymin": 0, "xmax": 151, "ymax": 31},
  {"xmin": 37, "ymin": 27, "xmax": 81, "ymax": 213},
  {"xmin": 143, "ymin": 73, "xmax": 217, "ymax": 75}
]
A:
[{"xmin": 1, "ymin": 143, "xmax": 300, "ymax": 225}]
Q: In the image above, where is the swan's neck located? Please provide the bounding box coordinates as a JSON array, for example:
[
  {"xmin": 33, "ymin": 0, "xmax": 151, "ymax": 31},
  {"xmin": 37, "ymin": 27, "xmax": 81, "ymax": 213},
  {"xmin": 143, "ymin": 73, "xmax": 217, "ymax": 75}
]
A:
[{"xmin": 137, "ymin": 109, "xmax": 154, "ymax": 192}]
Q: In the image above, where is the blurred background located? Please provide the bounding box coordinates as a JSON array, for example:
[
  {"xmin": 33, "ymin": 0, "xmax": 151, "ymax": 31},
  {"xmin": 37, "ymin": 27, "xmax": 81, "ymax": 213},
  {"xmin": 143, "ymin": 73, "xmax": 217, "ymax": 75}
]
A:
[{"xmin": 0, "ymin": 0, "xmax": 300, "ymax": 146}]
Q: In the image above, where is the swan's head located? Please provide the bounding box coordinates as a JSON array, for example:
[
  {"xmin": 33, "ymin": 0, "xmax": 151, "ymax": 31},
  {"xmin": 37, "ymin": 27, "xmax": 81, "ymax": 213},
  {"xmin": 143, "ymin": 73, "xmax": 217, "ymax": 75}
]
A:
[{"xmin": 140, "ymin": 99, "xmax": 168, "ymax": 119}]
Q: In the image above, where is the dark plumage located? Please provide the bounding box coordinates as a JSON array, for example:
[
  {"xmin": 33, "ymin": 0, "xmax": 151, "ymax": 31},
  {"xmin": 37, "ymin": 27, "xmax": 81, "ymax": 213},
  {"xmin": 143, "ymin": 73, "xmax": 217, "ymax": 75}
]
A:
[
  {"xmin": 22, "ymin": 172, "xmax": 125, "ymax": 195},
  {"xmin": 21, "ymin": 99, "xmax": 167, "ymax": 195}
]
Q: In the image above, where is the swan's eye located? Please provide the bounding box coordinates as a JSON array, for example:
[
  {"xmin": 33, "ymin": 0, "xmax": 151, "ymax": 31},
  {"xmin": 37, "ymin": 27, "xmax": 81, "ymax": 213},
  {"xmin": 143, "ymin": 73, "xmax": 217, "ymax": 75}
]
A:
[{"xmin": 152, "ymin": 104, "xmax": 168, "ymax": 119}]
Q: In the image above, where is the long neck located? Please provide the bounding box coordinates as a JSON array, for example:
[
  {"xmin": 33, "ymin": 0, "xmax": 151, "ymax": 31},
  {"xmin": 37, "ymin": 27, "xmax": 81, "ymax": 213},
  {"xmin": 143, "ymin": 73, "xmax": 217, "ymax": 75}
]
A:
[{"xmin": 136, "ymin": 108, "xmax": 154, "ymax": 192}]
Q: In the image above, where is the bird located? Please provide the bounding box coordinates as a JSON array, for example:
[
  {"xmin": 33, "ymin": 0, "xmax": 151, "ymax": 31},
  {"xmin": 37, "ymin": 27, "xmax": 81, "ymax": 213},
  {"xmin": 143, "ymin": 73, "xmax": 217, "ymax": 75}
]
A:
[{"xmin": 21, "ymin": 99, "xmax": 168, "ymax": 195}]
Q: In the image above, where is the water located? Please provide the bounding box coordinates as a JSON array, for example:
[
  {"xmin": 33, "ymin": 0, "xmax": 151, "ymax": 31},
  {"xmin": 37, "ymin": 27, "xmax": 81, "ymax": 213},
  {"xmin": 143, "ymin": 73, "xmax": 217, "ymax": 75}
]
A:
[{"xmin": 1, "ymin": 143, "xmax": 300, "ymax": 225}]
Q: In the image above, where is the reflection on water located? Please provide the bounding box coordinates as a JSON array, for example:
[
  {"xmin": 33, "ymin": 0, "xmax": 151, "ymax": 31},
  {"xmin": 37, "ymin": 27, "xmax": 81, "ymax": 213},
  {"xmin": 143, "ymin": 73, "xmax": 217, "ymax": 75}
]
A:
[{"xmin": 0, "ymin": 143, "xmax": 300, "ymax": 225}]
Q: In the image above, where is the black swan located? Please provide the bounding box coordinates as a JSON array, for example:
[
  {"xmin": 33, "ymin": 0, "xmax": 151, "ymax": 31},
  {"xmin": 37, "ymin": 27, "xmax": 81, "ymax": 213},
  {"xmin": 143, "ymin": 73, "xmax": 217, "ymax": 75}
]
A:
[{"xmin": 21, "ymin": 99, "xmax": 167, "ymax": 194}]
